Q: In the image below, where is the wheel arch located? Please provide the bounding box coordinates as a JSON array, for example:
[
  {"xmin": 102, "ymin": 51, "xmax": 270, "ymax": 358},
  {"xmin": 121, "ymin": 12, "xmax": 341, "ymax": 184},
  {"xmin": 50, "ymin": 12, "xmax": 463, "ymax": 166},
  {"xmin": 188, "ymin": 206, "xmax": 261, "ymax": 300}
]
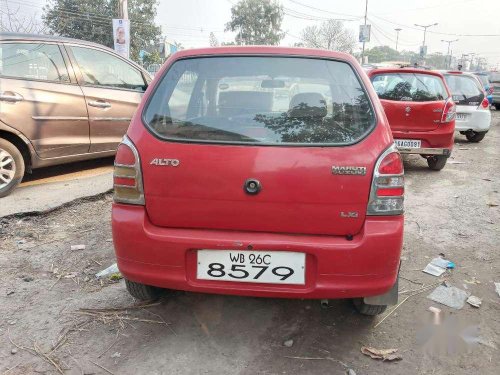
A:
[{"xmin": 0, "ymin": 130, "xmax": 32, "ymax": 172}]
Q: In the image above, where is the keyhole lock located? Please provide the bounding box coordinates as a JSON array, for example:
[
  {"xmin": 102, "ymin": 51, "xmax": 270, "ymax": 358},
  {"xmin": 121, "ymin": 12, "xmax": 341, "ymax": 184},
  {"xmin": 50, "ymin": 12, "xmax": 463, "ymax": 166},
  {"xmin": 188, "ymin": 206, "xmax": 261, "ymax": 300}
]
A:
[{"xmin": 244, "ymin": 178, "xmax": 262, "ymax": 195}]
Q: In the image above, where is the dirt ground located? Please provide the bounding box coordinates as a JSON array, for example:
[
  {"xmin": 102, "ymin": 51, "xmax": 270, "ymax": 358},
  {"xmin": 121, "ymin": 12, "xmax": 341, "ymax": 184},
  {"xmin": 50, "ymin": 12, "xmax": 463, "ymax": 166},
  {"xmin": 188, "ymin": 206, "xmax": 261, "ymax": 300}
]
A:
[{"xmin": 1, "ymin": 113, "xmax": 499, "ymax": 375}]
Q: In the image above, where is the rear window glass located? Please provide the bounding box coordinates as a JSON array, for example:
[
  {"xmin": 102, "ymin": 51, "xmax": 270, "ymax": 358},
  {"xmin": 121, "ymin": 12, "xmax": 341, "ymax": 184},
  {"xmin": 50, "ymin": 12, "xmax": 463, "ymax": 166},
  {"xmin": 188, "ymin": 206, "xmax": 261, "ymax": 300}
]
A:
[
  {"xmin": 444, "ymin": 74, "xmax": 483, "ymax": 105},
  {"xmin": 371, "ymin": 73, "xmax": 447, "ymax": 102},
  {"xmin": 143, "ymin": 56, "xmax": 375, "ymax": 145}
]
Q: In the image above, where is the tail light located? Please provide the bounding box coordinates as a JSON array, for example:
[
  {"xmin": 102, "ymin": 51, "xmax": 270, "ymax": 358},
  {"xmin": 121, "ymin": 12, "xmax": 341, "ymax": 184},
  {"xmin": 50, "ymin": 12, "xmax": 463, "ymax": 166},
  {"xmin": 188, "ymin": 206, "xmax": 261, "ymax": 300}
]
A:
[
  {"xmin": 489, "ymin": 86, "xmax": 494, "ymax": 94},
  {"xmin": 113, "ymin": 136, "xmax": 145, "ymax": 205},
  {"xmin": 479, "ymin": 97, "xmax": 490, "ymax": 109},
  {"xmin": 441, "ymin": 99, "xmax": 456, "ymax": 123},
  {"xmin": 367, "ymin": 144, "xmax": 404, "ymax": 216}
]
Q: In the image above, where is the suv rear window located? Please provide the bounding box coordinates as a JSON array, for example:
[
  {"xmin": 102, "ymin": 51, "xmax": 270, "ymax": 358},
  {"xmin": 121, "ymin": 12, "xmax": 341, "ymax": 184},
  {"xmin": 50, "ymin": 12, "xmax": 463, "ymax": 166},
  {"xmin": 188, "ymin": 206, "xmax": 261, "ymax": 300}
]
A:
[
  {"xmin": 444, "ymin": 74, "xmax": 483, "ymax": 106},
  {"xmin": 371, "ymin": 72, "xmax": 447, "ymax": 102},
  {"xmin": 143, "ymin": 56, "xmax": 375, "ymax": 145}
]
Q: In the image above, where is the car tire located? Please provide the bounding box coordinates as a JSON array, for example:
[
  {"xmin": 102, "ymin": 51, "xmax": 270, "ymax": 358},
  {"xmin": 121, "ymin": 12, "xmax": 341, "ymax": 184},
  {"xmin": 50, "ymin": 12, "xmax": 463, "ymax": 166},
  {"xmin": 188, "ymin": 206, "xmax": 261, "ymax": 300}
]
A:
[
  {"xmin": 352, "ymin": 298, "xmax": 387, "ymax": 316},
  {"xmin": 465, "ymin": 131, "xmax": 487, "ymax": 143},
  {"xmin": 0, "ymin": 138, "xmax": 25, "ymax": 198},
  {"xmin": 427, "ymin": 155, "xmax": 448, "ymax": 171},
  {"xmin": 495, "ymin": 104, "xmax": 500, "ymax": 110},
  {"xmin": 125, "ymin": 279, "xmax": 163, "ymax": 301}
]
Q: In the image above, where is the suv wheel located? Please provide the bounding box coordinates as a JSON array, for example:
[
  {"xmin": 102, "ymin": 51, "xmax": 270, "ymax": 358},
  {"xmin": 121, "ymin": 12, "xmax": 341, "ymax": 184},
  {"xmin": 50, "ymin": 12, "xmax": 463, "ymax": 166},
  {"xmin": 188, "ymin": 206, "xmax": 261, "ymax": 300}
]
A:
[
  {"xmin": 352, "ymin": 298, "xmax": 387, "ymax": 316},
  {"xmin": 427, "ymin": 155, "xmax": 448, "ymax": 171},
  {"xmin": 125, "ymin": 278, "xmax": 163, "ymax": 301},
  {"xmin": 0, "ymin": 139, "xmax": 25, "ymax": 198},
  {"xmin": 465, "ymin": 131, "xmax": 487, "ymax": 143}
]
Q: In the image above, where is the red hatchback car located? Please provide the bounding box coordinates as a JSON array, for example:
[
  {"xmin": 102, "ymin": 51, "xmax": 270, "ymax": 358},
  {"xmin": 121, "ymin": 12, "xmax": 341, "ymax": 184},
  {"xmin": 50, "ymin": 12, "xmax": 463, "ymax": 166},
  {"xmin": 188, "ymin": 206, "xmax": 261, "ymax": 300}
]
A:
[
  {"xmin": 368, "ymin": 68, "xmax": 456, "ymax": 170},
  {"xmin": 112, "ymin": 47, "xmax": 404, "ymax": 315}
]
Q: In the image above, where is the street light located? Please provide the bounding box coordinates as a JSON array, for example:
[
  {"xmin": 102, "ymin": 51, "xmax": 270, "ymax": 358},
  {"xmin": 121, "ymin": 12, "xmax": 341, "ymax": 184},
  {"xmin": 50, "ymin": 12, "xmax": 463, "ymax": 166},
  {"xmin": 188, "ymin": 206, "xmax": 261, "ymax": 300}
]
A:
[
  {"xmin": 395, "ymin": 28, "xmax": 402, "ymax": 51},
  {"xmin": 415, "ymin": 23, "xmax": 438, "ymax": 53},
  {"xmin": 441, "ymin": 39, "xmax": 458, "ymax": 68}
]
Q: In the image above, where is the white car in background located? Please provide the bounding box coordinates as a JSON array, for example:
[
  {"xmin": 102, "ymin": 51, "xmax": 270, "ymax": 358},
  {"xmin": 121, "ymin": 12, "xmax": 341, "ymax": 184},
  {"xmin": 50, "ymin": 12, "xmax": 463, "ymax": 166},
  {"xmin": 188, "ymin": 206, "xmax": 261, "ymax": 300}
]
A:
[{"xmin": 441, "ymin": 71, "xmax": 491, "ymax": 142}]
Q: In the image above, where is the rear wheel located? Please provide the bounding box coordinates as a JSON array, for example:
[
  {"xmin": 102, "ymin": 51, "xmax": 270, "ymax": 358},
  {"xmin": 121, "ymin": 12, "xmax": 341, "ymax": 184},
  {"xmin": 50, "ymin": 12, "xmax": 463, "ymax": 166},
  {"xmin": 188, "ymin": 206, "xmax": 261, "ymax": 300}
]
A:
[
  {"xmin": 465, "ymin": 131, "xmax": 487, "ymax": 143},
  {"xmin": 0, "ymin": 138, "xmax": 25, "ymax": 198},
  {"xmin": 495, "ymin": 104, "xmax": 500, "ymax": 110},
  {"xmin": 352, "ymin": 298, "xmax": 387, "ymax": 316},
  {"xmin": 427, "ymin": 155, "xmax": 448, "ymax": 171},
  {"xmin": 125, "ymin": 279, "xmax": 163, "ymax": 301}
]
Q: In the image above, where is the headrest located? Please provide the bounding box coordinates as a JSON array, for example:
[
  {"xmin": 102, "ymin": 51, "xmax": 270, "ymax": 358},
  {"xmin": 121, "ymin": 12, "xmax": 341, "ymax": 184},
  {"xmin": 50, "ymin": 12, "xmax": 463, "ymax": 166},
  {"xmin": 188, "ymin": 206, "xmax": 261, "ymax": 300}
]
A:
[{"xmin": 288, "ymin": 92, "xmax": 327, "ymax": 118}]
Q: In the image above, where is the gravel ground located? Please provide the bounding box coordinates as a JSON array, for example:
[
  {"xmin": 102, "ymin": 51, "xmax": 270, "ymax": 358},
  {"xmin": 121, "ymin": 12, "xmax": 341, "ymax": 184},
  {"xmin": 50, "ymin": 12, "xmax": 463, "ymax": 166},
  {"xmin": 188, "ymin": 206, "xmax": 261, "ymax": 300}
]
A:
[{"xmin": 1, "ymin": 112, "xmax": 499, "ymax": 375}]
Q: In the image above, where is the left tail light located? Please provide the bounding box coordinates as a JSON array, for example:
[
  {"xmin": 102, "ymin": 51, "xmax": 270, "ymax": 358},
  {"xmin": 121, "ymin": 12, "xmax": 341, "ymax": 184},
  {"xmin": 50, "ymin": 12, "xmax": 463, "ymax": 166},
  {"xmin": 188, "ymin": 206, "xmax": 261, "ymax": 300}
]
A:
[
  {"xmin": 113, "ymin": 136, "xmax": 145, "ymax": 205},
  {"xmin": 441, "ymin": 98, "xmax": 456, "ymax": 123}
]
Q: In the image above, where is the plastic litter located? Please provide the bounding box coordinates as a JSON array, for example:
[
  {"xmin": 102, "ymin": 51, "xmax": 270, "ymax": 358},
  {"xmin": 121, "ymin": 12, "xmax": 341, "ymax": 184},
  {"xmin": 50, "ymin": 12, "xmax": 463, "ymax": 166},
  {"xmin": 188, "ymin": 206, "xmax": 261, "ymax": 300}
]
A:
[
  {"xmin": 495, "ymin": 282, "xmax": 500, "ymax": 298},
  {"xmin": 96, "ymin": 263, "xmax": 119, "ymax": 278},
  {"xmin": 423, "ymin": 257, "xmax": 454, "ymax": 277},
  {"xmin": 427, "ymin": 285, "xmax": 470, "ymax": 309},
  {"xmin": 466, "ymin": 295, "xmax": 482, "ymax": 308},
  {"xmin": 70, "ymin": 244, "xmax": 86, "ymax": 251}
]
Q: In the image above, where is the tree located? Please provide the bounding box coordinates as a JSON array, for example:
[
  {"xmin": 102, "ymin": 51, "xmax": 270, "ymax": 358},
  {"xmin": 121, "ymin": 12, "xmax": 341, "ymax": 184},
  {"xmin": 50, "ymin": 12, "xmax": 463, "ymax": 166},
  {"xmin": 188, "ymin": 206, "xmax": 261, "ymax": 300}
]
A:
[
  {"xmin": 300, "ymin": 19, "xmax": 356, "ymax": 53},
  {"xmin": 0, "ymin": 0, "xmax": 46, "ymax": 33},
  {"xmin": 209, "ymin": 32, "xmax": 219, "ymax": 47},
  {"xmin": 42, "ymin": 0, "xmax": 161, "ymax": 63},
  {"xmin": 225, "ymin": 0, "xmax": 284, "ymax": 45},
  {"xmin": 364, "ymin": 46, "xmax": 401, "ymax": 63}
]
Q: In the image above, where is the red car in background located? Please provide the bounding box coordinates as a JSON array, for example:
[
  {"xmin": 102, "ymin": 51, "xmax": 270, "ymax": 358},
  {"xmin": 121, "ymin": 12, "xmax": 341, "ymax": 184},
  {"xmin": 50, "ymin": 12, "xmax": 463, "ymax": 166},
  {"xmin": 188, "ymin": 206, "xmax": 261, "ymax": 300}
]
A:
[
  {"xmin": 368, "ymin": 68, "xmax": 456, "ymax": 170},
  {"xmin": 112, "ymin": 47, "xmax": 404, "ymax": 315}
]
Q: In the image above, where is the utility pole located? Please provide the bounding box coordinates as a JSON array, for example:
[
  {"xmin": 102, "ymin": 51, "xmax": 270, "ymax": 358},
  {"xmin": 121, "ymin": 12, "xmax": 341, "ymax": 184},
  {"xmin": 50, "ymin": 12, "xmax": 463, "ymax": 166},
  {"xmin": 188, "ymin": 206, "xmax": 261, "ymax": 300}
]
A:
[
  {"xmin": 118, "ymin": 0, "xmax": 128, "ymax": 19},
  {"xmin": 415, "ymin": 22, "xmax": 438, "ymax": 61},
  {"xmin": 468, "ymin": 53, "xmax": 476, "ymax": 71},
  {"xmin": 361, "ymin": 0, "xmax": 368, "ymax": 63},
  {"xmin": 394, "ymin": 28, "xmax": 402, "ymax": 51},
  {"xmin": 441, "ymin": 39, "xmax": 458, "ymax": 68}
]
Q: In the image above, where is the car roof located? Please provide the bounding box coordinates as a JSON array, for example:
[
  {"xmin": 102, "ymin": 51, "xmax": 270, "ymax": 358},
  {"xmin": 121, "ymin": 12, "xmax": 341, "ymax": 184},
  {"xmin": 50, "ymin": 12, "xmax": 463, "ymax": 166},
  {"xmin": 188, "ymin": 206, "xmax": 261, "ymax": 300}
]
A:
[
  {"xmin": 169, "ymin": 46, "xmax": 357, "ymax": 63},
  {"xmin": 0, "ymin": 32, "xmax": 150, "ymax": 76},
  {"xmin": 367, "ymin": 67, "xmax": 445, "ymax": 78},
  {"xmin": 0, "ymin": 32, "xmax": 110, "ymax": 49}
]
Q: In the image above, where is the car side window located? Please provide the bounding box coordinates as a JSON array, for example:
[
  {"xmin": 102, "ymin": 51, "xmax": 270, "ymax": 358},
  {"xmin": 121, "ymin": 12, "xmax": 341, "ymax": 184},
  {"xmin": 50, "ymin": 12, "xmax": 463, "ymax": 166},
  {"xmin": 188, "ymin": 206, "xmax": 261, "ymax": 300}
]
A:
[
  {"xmin": 70, "ymin": 46, "xmax": 145, "ymax": 91},
  {"xmin": 0, "ymin": 43, "xmax": 70, "ymax": 82}
]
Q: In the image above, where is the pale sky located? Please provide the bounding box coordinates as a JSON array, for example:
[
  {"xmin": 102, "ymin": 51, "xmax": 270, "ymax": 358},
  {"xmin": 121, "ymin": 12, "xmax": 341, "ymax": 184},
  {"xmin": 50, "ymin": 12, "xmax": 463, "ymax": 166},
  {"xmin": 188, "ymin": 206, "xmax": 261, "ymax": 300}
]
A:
[{"xmin": 9, "ymin": 0, "xmax": 500, "ymax": 68}]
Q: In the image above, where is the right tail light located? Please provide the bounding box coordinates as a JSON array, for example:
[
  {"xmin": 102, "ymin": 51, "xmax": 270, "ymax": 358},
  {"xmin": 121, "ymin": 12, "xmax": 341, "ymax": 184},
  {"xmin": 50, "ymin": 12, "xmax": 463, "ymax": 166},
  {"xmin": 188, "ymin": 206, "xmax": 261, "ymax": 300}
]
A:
[
  {"xmin": 113, "ymin": 136, "xmax": 145, "ymax": 205},
  {"xmin": 479, "ymin": 96, "xmax": 490, "ymax": 110},
  {"xmin": 367, "ymin": 144, "xmax": 404, "ymax": 216},
  {"xmin": 441, "ymin": 98, "xmax": 456, "ymax": 123}
]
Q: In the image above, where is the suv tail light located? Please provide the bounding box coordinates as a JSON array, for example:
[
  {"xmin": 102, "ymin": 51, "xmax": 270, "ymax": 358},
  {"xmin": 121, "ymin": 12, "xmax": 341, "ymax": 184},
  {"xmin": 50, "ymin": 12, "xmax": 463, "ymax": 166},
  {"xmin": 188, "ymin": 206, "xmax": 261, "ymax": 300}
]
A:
[
  {"xmin": 113, "ymin": 136, "xmax": 144, "ymax": 205},
  {"xmin": 441, "ymin": 99, "xmax": 456, "ymax": 123},
  {"xmin": 367, "ymin": 144, "xmax": 404, "ymax": 216},
  {"xmin": 479, "ymin": 97, "xmax": 489, "ymax": 109}
]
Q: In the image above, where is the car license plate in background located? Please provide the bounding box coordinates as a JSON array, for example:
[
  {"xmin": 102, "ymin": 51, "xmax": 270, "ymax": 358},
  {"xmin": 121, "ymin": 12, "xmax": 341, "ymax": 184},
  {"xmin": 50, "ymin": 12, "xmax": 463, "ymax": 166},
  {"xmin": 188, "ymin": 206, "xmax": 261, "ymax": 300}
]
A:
[
  {"xmin": 395, "ymin": 139, "xmax": 421, "ymax": 148},
  {"xmin": 456, "ymin": 113, "xmax": 467, "ymax": 121},
  {"xmin": 197, "ymin": 250, "xmax": 305, "ymax": 285}
]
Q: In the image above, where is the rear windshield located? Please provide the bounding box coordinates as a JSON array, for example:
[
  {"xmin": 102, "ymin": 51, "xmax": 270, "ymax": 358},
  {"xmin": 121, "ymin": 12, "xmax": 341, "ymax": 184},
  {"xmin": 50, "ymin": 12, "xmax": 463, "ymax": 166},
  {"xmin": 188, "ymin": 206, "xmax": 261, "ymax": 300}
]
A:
[
  {"xmin": 444, "ymin": 74, "xmax": 483, "ymax": 105},
  {"xmin": 371, "ymin": 72, "xmax": 447, "ymax": 102},
  {"xmin": 143, "ymin": 56, "xmax": 375, "ymax": 145}
]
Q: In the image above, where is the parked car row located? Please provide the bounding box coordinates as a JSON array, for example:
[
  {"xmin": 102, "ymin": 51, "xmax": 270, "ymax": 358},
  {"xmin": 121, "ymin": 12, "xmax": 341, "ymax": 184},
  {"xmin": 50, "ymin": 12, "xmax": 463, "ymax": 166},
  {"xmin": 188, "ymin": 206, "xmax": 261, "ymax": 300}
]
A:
[{"xmin": 0, "ymin": 37, "xmax": 494, "ymax": 316}]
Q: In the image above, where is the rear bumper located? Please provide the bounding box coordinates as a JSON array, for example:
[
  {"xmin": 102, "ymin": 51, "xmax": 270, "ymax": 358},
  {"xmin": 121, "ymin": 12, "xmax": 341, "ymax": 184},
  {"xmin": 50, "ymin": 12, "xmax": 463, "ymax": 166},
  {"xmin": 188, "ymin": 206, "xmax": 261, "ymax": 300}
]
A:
[
  {"xmin": 454, "ymin": 108, "xmax": 491, "ymax": 132},
  {"xmin": 392, "ymin": 125, "xmax": 454, "ymax": 156},
  {"xmin": 112, "ymin": 204, "xmax": 404, "ymax": 300}
]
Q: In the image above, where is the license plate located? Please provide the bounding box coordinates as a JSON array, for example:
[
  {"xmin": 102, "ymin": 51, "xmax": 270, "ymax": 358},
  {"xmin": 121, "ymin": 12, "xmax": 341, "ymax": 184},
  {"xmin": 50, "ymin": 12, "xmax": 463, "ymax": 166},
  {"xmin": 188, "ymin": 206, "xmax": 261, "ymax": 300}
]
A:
[
  {"xmin": 395, "ymin": 139, "xmax": 421, "ymax": 148},
  {"xmin": 197, "ymin": 250, "xmax": 305, "ymax": 285},
  {"xmin": 456, "ymin": 113, "xmax": 467, "ymax": 121}
]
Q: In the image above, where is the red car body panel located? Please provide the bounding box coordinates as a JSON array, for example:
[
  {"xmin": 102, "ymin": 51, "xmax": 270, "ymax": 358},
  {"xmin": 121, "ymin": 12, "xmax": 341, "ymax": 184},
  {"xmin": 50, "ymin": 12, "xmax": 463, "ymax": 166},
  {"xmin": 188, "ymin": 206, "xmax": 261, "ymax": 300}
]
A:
[
  {"xmin": 113, "ymin": 46, "xmax": 403, "ymax": 299},
  {"xmin": 367, "ymin": 68, "xmax": 455, "ymax": 154},
  {"xmin": 113, "ymin": 204, "xmax": 403, "ymax": 299}
]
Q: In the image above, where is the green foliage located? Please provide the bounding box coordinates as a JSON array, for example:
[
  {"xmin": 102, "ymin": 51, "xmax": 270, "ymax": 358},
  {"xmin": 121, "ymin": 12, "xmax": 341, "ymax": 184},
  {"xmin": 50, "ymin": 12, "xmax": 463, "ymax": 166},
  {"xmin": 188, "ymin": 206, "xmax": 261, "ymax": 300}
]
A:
[
  {"xmin": 42, "ymin": 0, "xmax": 161, "ymax": 63},
  {"xmin": 142, "ymin": 49, "xmax": 162, "ymax": 65},
  {"xmin": 225, "ymin": 0, "xmax": 284, "ymax": 45}
]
